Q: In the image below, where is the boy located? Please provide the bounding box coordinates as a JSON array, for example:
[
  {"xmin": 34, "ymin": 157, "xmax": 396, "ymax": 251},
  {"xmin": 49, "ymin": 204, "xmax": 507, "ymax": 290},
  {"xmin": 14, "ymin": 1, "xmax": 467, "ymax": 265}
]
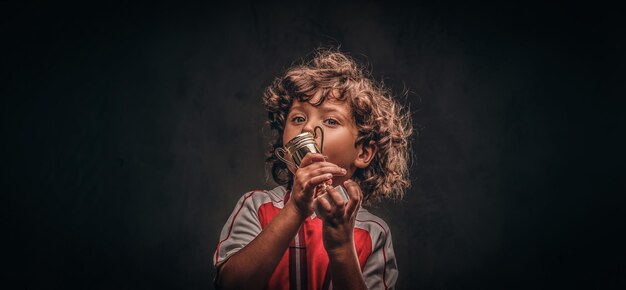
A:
[{"xmin": 214, "ymin": 49, "xmax": 412, "ymax": 290}]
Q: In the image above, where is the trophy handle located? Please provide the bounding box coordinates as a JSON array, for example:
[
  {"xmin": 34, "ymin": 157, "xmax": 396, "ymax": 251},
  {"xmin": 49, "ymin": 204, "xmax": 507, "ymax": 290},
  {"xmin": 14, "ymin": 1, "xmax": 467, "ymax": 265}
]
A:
[
  {"xmin": 313, "ymin": 125, "xmax": 325, "ymax": 153},
  {"xmin": 275, "ymin": 147, "xmax": 298, "ymax": 169}
]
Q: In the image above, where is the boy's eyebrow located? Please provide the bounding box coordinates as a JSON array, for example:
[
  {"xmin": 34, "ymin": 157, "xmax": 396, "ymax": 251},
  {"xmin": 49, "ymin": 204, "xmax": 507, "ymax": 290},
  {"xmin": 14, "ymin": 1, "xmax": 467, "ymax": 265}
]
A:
[
  {"xmin": 319, "ymin": 106, "xmax": 348, "ymax": 117},
  {"xmin": 318, "ymin": 106, "xmax": 348, "ymax": 117},
  {"xmin": 289, "ymin": 104, "xmax": 304, "ymax": 111},
  {"xmin": 289, "ymin": 102, "xmax": 351, "ymax": 119}
]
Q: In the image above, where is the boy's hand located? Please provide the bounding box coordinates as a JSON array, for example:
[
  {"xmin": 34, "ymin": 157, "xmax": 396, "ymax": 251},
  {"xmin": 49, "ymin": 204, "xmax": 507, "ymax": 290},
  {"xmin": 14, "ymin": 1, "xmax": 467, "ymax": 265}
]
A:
[
  {"xmin": 288, "ymin": 153, "xmax": 347, "ymax": 219},
  {"xmin": 315, "ymin": 180, "xmax": 363, "ymax": 254}
]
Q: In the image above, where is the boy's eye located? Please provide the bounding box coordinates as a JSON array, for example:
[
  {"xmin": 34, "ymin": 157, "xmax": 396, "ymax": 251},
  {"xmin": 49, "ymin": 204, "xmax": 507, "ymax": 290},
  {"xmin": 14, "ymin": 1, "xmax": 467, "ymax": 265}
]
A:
[
  {"xmin": 292, "ymin": 116, "xmax": 305, "ymax": 123},
  {"xmin": 324, "ymin": 118, "xmax": 339, "ymax": 126}
]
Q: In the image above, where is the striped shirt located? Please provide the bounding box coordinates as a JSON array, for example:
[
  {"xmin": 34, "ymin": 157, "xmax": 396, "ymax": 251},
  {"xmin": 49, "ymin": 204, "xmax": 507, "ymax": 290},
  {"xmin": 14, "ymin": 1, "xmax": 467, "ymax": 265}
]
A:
[{"xmin": 214, "ymin": 186, "xmax": 398, "ymax": 290}]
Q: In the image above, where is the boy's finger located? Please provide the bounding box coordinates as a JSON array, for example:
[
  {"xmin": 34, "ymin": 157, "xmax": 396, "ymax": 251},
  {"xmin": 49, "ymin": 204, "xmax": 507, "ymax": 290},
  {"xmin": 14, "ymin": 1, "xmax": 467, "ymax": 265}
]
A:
[
  {"xmin": 304, "ymin": 173, "xmax": 333, "ymax": 194},
  {"xmin": 309, "ymin": 166, "xmax": 347, "ymax": 178},
  {"xmin": 344, "ymin": 180, "xmax": 361, "ymax": 200},
  {"xmin": 314, "ymin": 194, "xmax": 333, "ymax": 215},
  {"xmin": 300, "ymin": 161, "xmax": 340, "ymax": 170},
  {"xmin": 299, "ymin": 153, "xmax": 326, "ymax": 168},
  {"xmin": 344, "ymin": 180, "xmax": 362, "ymax": 216},
  {"xmin": 325, "ymin": 186, "xmax": 347, "ymax": 209}
]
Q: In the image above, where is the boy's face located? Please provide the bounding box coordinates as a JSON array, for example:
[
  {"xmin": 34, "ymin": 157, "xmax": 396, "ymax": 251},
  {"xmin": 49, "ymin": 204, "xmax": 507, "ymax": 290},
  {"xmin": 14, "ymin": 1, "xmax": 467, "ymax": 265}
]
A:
[{"xmin": 283, "ymin": 94, "xmax": 364, "ymax": 186}]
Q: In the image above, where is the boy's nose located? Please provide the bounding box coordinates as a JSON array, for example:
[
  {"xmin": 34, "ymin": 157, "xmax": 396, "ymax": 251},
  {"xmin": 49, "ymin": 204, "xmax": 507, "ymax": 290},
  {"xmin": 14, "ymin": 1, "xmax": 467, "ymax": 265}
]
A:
[
  {"xmin": 301, "ymin": 122, "xmax": 324, "ymax": 149},
  {"xmin": 301, "ymin": 122, "xmax": 317, "ymax": 134}
]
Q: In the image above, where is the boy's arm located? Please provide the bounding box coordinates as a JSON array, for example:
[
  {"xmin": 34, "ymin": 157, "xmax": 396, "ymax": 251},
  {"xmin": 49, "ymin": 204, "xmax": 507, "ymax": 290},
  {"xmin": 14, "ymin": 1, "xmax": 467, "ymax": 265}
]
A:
[
  {"xmin": 316, "ymin": 180, "xmax": 368, "ymax": 290},
  {"xmin": 216, "ymin": 199, "xmax": 307, "ymax": 290},
  {"xmin": 327, "ymin": 246, "xmax": 368, "ymax": 290},
  {"xmin": 217, "ymin": 154, "xmax": 346, "ymax": 290}
]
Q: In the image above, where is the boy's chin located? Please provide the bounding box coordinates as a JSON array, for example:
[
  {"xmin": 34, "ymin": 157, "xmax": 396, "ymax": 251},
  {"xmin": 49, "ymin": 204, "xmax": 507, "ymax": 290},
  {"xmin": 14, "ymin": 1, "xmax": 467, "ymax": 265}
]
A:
[{"xmin": 331, "ymin": 176, "xmax": 348, "ymax": 187}]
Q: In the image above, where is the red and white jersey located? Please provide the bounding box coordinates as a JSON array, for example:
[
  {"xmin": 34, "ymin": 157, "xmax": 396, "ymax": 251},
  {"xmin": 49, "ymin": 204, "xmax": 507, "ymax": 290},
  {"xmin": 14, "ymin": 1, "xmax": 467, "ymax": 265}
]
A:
[{"xmin": 214, "ymin": 186, "xmax": 398, "ymax": 290}]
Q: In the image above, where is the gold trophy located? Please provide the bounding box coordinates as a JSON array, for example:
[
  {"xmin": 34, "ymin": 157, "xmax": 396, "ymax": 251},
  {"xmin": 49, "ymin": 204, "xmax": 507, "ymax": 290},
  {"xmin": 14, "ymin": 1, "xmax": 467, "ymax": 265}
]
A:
[
  {"xmin": 275, "ymin": 125, "xmax": 349, "ymax": 217},
  {"xmin": 274, "ymin": 125, "xmax": 325, "ymax": 169}
]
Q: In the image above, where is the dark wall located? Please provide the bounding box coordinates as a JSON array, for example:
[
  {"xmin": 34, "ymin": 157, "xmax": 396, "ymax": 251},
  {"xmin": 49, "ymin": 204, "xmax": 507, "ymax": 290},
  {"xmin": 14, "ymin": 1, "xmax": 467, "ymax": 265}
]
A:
[{"xmin": 3, "ymin": 2, "xmax": 624, "ymax": 289}]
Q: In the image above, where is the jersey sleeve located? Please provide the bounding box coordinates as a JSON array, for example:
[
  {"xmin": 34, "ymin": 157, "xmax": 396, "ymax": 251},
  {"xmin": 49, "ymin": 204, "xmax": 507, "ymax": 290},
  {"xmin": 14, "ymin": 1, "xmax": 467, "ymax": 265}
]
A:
[
  {"xmin": 213, "ymin": 191, "xmax": 263, "ymax": 269},
  {"xmin": 361, "ymin": 226, "xmax": 398, "ymax": 290}
]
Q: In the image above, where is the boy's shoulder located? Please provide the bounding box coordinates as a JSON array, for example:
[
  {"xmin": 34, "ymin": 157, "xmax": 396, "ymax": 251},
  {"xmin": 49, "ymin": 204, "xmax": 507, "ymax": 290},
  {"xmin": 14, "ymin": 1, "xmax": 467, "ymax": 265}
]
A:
[
  {"xmin": 255, "ymin": 185, "xmax": 288, "ymax": 201},
  {"xmin": 355, "ymin": 207, "xmax": 393, "ymax": 240},
  {"xmin": 237, "ymin": 186, "xmax": 288, "ymax": 207}
]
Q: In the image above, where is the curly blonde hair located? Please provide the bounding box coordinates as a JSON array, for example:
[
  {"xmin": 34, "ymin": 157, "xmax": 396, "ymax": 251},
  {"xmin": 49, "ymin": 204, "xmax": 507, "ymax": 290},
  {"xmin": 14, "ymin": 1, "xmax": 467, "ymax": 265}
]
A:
[{"xmin": 262, "ymin": 49, "xmax": 413, "ymax": 205}]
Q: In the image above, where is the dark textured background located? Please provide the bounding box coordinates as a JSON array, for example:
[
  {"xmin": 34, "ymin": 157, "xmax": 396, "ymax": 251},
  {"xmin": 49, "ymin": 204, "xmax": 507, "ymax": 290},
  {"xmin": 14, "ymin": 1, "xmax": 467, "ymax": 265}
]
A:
[{"xmin": 3, "ymin": 2, "xmax": 624, "ymax": 289}]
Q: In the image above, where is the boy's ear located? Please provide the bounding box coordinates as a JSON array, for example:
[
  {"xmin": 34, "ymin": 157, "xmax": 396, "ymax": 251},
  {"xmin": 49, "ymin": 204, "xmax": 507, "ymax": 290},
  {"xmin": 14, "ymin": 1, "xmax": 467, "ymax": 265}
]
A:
[{"xmin": 355, "ymin": 141, "xmax": 377, "ymax": 169}]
